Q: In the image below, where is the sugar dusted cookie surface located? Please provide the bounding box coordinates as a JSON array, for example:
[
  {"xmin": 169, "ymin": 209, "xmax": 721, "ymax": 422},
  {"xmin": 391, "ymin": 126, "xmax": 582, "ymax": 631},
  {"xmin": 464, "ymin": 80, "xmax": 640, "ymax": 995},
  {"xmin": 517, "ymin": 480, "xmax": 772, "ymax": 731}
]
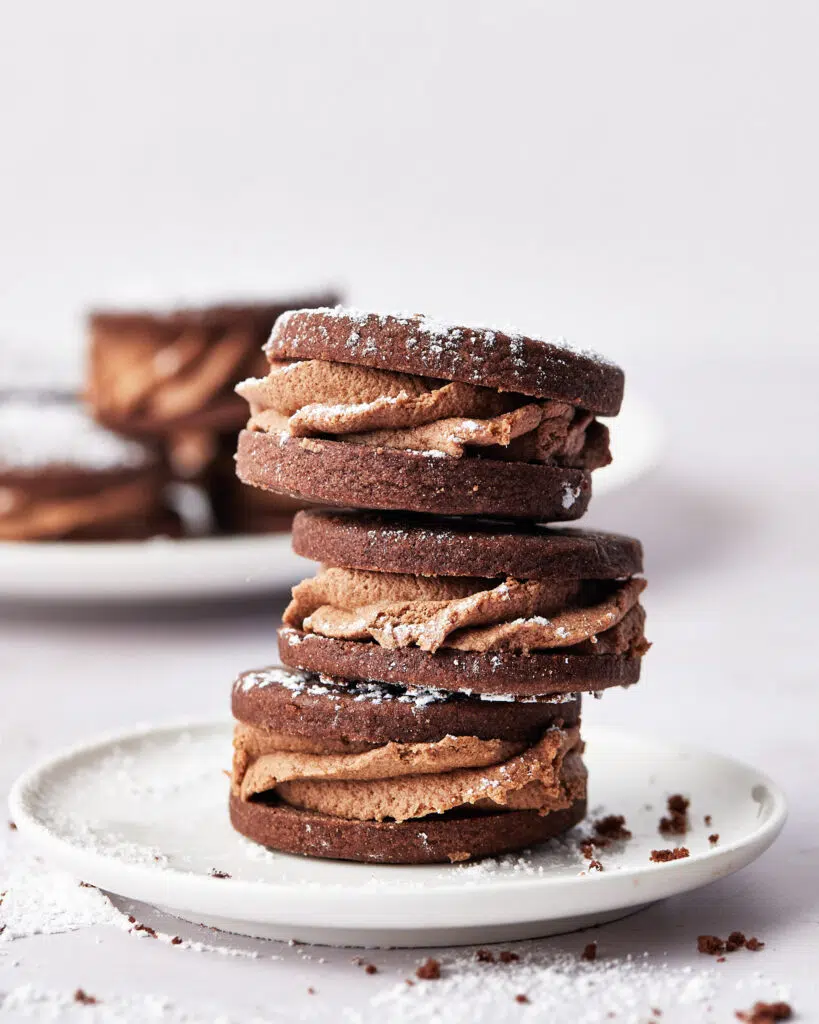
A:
[{"xmin": 237, "ymin": 306, "xmax": 622, "ymax": 520}]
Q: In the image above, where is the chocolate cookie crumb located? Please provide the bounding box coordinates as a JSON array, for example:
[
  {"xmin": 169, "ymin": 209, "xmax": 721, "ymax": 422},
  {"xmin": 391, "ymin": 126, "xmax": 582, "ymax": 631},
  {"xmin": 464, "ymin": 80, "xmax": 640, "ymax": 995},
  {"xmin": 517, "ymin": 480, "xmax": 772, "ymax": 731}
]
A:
[
  {"xmin": 476, "ymin": 949, "xmax": 495, "ymax": 963},
  {"xmin": 8, "ymin": 821, "xmax": 16, "ymax": 831},
  {"xmin": 171, "ymin": 936, "xmax": 183, "ymax": 945},
  {"xmin": 709, "ymin": 834, "xmax": 720, "ymax": 845},
  {"xmin": 580, "ymin": 840, "xmax": 595, "ymax": 860},
  {"xmin": 364, "ymin": 963, "xmax": 378, "ymax": 975},
  {"xmin": 416, "ymin": 958, "xmax": 441, "ymax": 980},
  {"xmin": 650, "ymin": 847, "xmax": 690, "ymax": 863},
  {"xmin": 660, "ymin": 794, "xmax": 690, "ymax": 836},
  {"xmin": 726, "ymin": 931, "xmax": 747, "ymax": 952},
  {"xmin": 515, "ymin": 994, "xmax": 530, "ymax": 1004},
  {"xmin": 593, "ymin": 815, "xmax": 632, "ymax": 841},
  {"xmin": 588, "ymin": 859, "xmax": 604, "ymax": 871},
  {"xmin": 132, "ymin": 922, "xmax": 157, "ymax": 938},
  {"xmin": 697, "ymin": 935, "xmax": 726, "ymax": 956},
  {"xmin": 307, "ymin": 987, "xmax": 315, "ymax": 995},
  {"xmin": 74, "ymin": 990, "xmax": 98, "ymax": 1005},
  {"xmin": 717, "ymin": 956, "xmax": 726, "ymax": 963},
  {"xmin": 210, "ymin": 869, "xmax": 231, "ymax": 879},
  {"xmin": 405, "ymin": 979, "xmax": 415, "ymax": 986},
  {"xmin": 652, "ymin": 1010, "xmax": 663, "ymax": 1017},
  {"xmin": 78, "ymin": 881, "xmax": 95, "ymax": 889},
  {"xmin": 735, "ymin": 1000, "xmax": 792, "ymax": 1022},
  {"xmin": 499, "ymin": 951, "xmax": 520, "ymax": 963},
  {"xmin": 582, "ymin": 942, "xmax": 598, "ymax": 961},
  {"xmin": 746, "ymin": 937, "xmax": 765, "ymax": 951},
  {"xmin": 704, "ymin": 815, "xmax": 712, "ymax": 826}
]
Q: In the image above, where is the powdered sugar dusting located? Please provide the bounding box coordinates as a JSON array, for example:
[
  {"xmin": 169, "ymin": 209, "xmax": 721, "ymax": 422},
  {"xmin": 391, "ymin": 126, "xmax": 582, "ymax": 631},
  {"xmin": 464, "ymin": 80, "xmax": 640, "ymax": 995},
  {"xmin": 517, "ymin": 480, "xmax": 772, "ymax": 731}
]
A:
[
  {"xmin": 0, "ymin": 397, "xmax": 152, "ymax": 472},
  {"xmin": 235, "ymin": 666, "xmax": 577, "ymax": 708},
  {"xmin": 0, "ymin": 985, "xmax": 275, "ymax": 1022},
  {"xmin": 0, "ymin": 852, "xmax": 125, "ymax": 941},
  {"xmin": 561, "ymin": 483, "xmax": 582, "ymax": 510},
  {"xmin": 357, "ymin": 944, "xmax": 790, "ymax": 1024},
  {"xmin": 267, "ymin": 306, "xmax": 618, "ymax": 383},
  {"xmin": 291, "ymin": 307, "xmax": 614, "ymax": 366}
]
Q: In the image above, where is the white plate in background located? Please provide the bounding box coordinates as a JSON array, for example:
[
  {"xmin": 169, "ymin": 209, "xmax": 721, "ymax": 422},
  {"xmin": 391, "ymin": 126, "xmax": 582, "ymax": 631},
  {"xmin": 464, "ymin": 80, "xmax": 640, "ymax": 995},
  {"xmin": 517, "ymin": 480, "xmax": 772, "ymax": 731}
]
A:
[{"xmin": 0, "ymin": 396, "xmax": 661, "ymax": 601}]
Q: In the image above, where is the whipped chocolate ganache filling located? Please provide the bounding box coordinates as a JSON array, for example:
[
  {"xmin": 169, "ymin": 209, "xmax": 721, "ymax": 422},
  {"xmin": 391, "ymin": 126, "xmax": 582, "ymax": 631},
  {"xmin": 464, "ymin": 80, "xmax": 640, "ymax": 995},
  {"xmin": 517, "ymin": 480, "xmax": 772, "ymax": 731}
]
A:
[
  {"xmin": 237, "ymin": 359, "xmax": 611, "ymax": 468},
  {"xmin": 231, "ymin": 721, "xmax": 585, "ymax": 823},
  {"xmin": 283, "ymin": 569, "xmax": 646, "ymax": 655}
]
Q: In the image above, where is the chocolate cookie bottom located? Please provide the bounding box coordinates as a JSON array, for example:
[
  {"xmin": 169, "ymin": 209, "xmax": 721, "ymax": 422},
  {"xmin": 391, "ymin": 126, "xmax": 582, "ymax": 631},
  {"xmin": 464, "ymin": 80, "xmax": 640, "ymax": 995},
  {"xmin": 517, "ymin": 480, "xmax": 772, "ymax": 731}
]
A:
[
  {"xmin": 237, "ymin": 429, "xmax": 591, "ymax": 521},
  {"xmin": 278, "ymin": 627, "xmax": 643, "ymax": 697},
  {"xmin": 229, "ymin": 792, "xmax": 587, "ymax": 865}
]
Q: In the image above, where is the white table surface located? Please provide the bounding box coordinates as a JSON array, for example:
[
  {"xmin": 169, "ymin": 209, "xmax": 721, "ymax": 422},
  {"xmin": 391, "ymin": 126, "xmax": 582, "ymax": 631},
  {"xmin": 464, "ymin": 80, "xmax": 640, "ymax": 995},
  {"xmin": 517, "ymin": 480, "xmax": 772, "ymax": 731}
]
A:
[{"xmin": 0, "ymin": 345, "xmax": 816, "ymax": 1022}]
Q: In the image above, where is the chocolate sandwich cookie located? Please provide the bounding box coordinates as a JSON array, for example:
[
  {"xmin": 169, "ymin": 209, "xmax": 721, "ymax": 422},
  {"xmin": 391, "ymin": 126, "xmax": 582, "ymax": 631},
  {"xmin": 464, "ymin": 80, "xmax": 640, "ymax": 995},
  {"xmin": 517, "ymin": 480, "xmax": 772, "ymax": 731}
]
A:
[
  {"xmin": 0, "ymin": 393, "xmax": 177, "ymax": 541},
  {"xmin": 235, "ymin": 307, "xmax": 622, "ymax": 519},
  {"xmin": 279, "ymin": 509, "xmax": 649, "ymax": 697},
  {"xmin": 230, "ymin": 666, "xmax": 586, "ymax": 863},
  {"xmin": 86, "ymin": 293, "xmax": 339, "ymax": 477}
]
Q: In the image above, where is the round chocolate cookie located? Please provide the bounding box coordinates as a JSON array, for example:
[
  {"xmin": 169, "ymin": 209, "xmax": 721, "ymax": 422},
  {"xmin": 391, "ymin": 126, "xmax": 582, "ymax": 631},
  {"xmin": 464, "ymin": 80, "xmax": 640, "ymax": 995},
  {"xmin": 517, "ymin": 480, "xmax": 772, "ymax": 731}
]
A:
[
  {"xmin": 265, "ymin": 308, "xmax": 624, "ymax": 415},
  {"xmin": 230, "ymin": 793, "xmax": 587, "ymax": 865},
  {"xmin": 292, "ymin": 509, "xmax": 643, "ymax": 580},
  {"xmin": 233, "ymin": 666, "xmax": 581, "ymax": 745},
  {"xmin": 279, "ymin": 627, "xmax": 644, "ymax": 697},
  {"xmin": 236, "ymin": 430, "xmax": 591, "ymax": 521}
]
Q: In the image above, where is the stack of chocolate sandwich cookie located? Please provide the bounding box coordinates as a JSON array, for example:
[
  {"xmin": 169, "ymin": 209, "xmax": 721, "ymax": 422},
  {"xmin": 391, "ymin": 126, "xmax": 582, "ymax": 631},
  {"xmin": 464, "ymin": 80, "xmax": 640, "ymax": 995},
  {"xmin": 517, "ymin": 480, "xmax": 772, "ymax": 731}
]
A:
[{"xmin": 230, "ymin": 308, "xmax": 648, "ymax": 863}]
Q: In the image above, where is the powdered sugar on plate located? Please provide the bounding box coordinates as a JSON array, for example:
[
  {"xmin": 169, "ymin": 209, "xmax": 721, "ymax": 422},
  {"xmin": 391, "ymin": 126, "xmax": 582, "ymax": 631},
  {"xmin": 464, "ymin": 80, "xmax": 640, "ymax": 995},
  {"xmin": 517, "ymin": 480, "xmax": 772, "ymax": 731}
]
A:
[{"xmin": 0, "ymin": 397, "xmax": 152, "ymax": 472}]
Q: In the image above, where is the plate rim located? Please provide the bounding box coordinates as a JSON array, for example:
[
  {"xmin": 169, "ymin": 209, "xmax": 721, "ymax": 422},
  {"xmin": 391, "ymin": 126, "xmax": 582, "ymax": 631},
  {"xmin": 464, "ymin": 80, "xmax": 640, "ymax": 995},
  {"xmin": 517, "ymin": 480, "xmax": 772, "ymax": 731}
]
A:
[
  {"xmin": 0, "ymin": 532, "xmax": 309, "ymax": 601},
  {"xmin": 7, "ymin": 719, "xmax": 788, "ymax": 929},
  {"xmin": 0, "ymin": 395, "xmax": 663, "ymax": 601}
]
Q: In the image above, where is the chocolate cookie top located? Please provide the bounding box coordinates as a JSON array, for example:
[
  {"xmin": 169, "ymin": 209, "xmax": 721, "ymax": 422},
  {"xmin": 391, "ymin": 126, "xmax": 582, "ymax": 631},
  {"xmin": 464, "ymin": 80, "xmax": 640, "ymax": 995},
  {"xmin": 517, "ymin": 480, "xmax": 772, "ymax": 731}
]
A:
[
  {"xmin": 279, "ymin": 627, "xmax": 644, "ymax": 697},
  {"xmin": 293, "ymin": 509, "xmax": 643, "ymax": 580},
  {"xmin": 233, "ymin": 665, "xmax": 581, "ymax": 745},
  {"xmin": 0, "ymin": 393, "xmax": 155, "ymax": 476},
  {"xmin": 264, "ymin": 307, "xmax": 624, "ymax": 415}
]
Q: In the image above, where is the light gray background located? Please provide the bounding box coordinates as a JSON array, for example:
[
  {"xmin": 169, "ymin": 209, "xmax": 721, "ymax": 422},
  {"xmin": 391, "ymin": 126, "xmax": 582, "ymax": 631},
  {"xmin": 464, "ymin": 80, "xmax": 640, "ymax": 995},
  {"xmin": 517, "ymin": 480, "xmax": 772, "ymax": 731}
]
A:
[
  {"xmin": 1, "ymin": 0, "xmax": 817, "ymax": 369},
  {"xmin": 1, "ymin": 2, "xmax": 817, "ymax": 1020}
]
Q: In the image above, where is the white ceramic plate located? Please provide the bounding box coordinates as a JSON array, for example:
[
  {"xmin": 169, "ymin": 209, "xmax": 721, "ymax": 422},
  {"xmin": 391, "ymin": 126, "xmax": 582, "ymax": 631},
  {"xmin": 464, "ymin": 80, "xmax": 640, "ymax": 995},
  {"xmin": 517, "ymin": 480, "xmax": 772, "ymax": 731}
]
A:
[
  {"xmin": 8, "ymin": 721, "xmax": 785, "ymax": 949},
  {"xmin": 0, "ymin": 397, "xmax": 662, "ymax": 602},
  {"xmin": 0, "ymin": 532, "xmax": 312, "ymax": 601}
]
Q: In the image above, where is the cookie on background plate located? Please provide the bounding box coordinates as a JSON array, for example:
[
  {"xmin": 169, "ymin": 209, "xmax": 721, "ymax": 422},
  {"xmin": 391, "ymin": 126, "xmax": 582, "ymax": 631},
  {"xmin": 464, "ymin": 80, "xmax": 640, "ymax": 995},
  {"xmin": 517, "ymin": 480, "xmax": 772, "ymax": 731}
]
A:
[
  {"xmin": 86, "ymin": 293, "xmax": 339, "ymax": 477},
  {"xmin": 230, "ymin": 665, "xmax": 586, "ymax": 864},
  {"xmin": 278, "ymin": 509, "xmax": 649, "ymax": 697},
  {"xmin": 0, "ymin": 393, "xmax": 178, "ymax": 541},
  {"xmin": 207, "ymin": 435, "xmax": 312, "ymax": 535},
  {"xmin": 236, "ymin": 307, "xmax": 623, "ymax": 520}
]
